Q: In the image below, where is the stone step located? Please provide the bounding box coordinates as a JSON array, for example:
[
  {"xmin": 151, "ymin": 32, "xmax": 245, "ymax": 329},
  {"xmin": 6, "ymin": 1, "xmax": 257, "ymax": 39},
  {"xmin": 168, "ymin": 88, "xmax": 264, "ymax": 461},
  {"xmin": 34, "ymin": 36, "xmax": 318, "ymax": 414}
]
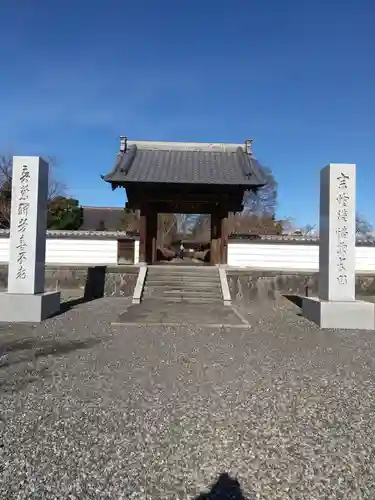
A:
[
  {"xmin": 144, "ymin": 281, "xmax": 220, "ymax": 289},
  {"xmin": 143, "ymin": 266, "xmax": 223, "ymax": 305},
  {"xmin": 146, "ymin": 273, "xmax": 219, "ymax": 279},
  {"xmin": 147, "ymin": 267, "xmax": 217, "ymax": 274},
  {"xmin": 142, "ymin": 296, "xmax": 223, "ymax": 304},
  {"xmin": 145, "ymin": 278, "xmax": 220, "ymax": 285},
  {"xmin": 147, "ymin": 272, "xmax": 218, "ymax": 279},
  {"xmin": 144, "ymin": 283, "xmax": 220, "ymax": 292},
  {"xmin": 144, "ymin": 289, "xmax": 222, "ymax": 298}
]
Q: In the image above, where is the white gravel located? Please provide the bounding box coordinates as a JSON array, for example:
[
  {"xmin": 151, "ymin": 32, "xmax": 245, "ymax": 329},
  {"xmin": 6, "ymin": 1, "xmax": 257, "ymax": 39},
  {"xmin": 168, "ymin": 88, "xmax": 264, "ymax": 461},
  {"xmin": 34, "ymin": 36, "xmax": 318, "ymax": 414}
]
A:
[{"xmin": 1, "ymin": 297, "xmax": 375, "ymax": 499}]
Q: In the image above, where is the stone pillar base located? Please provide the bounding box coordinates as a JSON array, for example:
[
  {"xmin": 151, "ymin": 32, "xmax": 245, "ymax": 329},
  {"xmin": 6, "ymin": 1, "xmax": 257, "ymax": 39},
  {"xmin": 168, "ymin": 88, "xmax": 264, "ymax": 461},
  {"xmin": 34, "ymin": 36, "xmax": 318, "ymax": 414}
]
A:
[
  {"xmin": 0, "ymin": 291, "xmax": 61, "ymax": 323},
  {"xmin": 302, "ymin": 296, "xmax": 375, "ymax": 330}
]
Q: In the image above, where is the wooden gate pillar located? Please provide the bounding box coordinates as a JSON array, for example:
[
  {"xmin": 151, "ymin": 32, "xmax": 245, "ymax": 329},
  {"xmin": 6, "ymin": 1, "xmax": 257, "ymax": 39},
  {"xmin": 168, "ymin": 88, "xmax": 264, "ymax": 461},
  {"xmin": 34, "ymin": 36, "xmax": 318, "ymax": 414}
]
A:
[
  {"xmin": 145, "ymin": 210, "xmax": 158, "ymax": 264},
  {"xmin": 139, "ymin": 213, "xmax": 147, "ymax": 263},
  {"xmin": 210, "ymin": 210, "xmax": 222, "ymax": 265},
  {"xmin": 220, "ymin": 212, "xmax": 229, "ymax": 264}
]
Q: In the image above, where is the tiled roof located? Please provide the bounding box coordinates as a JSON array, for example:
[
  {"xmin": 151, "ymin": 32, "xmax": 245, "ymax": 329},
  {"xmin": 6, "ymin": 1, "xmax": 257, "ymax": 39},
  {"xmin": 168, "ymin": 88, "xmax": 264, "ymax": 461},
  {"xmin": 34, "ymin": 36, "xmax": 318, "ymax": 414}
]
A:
[
  {"xmin": 103, "ymin": 141, "xmax": 266, "ymax": 186},
  {"xmin": 0, "ymin": 229, "xmax": 374, "ymax": 246},
  {"xmin": 0, "ymin": 229, "xmax": 132, "ymax": 239},
  {"xmin": 80, "ymin": 206, "xmax": 124, "ymax": 231}
]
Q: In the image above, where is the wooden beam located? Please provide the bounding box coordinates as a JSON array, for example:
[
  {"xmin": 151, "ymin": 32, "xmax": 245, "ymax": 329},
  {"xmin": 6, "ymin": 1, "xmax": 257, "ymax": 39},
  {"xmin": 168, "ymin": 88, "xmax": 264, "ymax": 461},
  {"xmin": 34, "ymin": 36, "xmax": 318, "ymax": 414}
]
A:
[
  {"xmin": 148, "ymin": 202, "xmax": 217, "ymax": 215},
  {"xmin": 126, "ymin": 187, "xmax": 244, "ymax": 213}
]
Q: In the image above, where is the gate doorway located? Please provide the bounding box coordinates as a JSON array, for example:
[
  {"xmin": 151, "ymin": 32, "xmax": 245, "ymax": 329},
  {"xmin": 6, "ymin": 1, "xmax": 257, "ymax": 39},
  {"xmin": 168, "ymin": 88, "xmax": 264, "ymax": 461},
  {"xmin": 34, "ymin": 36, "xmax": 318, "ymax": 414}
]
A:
[{"xmin": 154, "ymin": 213, "xmax": 211, "ymax": 265}]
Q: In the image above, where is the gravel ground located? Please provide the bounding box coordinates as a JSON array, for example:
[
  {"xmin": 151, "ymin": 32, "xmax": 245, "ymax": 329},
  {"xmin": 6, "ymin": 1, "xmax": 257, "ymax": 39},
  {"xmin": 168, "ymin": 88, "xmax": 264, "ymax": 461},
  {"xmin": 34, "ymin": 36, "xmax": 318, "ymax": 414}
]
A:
[{"xmin": 1, "ymin": 296, "xmax": 375, "ymax": 499}]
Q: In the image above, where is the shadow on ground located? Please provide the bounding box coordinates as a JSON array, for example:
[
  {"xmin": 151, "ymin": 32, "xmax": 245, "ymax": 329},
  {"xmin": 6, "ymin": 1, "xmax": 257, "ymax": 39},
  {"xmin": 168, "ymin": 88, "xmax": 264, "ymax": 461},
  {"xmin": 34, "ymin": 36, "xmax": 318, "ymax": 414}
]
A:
[
  {"xmin": 283, "ymin": 294, "xmax": 303, "ymax": 308},
  {"xmin": 0, "ymin": 366, "xmax": 51, "ymax": 394},
  {"xmin": 195, "ymin": 473, "xmax": 253, "ymax": 500},
  {"xmin": 0, "ymin": 337, "xmax": 101, "ymax": 393},
  {"xmin": 0, "ymin": 337, "xmax": 100, "ymax": 368},
  {"xmin": 56, "ymin": 265, "xmax": 108, "ymax": 316}
]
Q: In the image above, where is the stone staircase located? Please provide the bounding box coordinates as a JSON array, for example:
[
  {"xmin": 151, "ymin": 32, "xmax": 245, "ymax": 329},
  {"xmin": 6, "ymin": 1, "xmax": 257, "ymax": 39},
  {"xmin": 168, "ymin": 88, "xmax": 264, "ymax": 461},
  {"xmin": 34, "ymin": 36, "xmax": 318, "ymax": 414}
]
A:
[{"xmin": 142, "ymin": 266, "xmax": 223, "ymax": 303}]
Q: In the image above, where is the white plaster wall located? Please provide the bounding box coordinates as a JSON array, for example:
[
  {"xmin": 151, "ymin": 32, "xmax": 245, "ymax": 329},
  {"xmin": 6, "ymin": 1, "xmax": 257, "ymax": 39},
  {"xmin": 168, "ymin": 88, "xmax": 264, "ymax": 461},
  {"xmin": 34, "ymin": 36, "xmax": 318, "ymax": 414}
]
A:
[
  {"xmin": 0, "ymin": 238, "xmax": 8, "ymax": 263},
  {"xmin": 0, "ymin": 238, "xmax": 118, "ymax": 265},
  {"xmin": 46, "ymin": 239, "xmax": 118, "ymax": 265},
  {"xmin": 134, "ymin": 240, "xmax": 140, "ymax": 264},
  {"xmin": 356, "ymin": 247, "xmax": 375, "ymax": 273},
  {"xmin": 227, "ymin": 242, "xmax": 375, "ymax": 273},
  {"xmin": 1, "ymin": 237, "xmax": 375, "ymax": 272}
]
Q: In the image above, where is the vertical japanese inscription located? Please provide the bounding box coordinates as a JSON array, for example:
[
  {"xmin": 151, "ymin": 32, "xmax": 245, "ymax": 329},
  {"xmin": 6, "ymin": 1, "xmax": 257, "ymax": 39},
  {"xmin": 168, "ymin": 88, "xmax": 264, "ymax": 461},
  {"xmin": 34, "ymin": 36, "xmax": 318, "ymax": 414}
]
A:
[
  {"xmin": 15, "ymin": 165, "xmax": 30, "ymax": 280},
  {"xmin": 335, "ymin": 172, "xmax": 350, "ymax": 285}
]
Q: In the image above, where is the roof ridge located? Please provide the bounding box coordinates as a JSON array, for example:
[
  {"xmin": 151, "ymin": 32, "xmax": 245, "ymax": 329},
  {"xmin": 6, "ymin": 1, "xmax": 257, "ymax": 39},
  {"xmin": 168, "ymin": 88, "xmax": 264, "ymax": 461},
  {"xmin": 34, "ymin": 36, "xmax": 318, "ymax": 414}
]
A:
[{"xmin": 127, "ymin": 140, "xmax": 245, "ymax": 152}]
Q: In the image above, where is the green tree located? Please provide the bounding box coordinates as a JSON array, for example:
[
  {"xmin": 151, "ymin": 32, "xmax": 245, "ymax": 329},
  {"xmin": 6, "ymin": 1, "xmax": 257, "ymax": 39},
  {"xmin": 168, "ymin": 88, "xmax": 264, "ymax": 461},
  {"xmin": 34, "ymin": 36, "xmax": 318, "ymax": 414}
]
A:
[{"xmin": 47, "ymin": 196, "xmax": 83, "ymax": 230}]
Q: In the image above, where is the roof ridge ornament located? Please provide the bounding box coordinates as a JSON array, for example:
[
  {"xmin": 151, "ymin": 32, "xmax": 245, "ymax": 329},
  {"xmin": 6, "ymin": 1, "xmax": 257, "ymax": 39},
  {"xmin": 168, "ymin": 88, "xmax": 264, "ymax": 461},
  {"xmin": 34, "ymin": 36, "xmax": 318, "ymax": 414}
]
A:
[
  {"xmin": 119, "ymin": 136, "xmax": 127, "ymax": 153},
  {"xmin": 245, "ymin": 139, "xmax": 253, "ymax": 156}
]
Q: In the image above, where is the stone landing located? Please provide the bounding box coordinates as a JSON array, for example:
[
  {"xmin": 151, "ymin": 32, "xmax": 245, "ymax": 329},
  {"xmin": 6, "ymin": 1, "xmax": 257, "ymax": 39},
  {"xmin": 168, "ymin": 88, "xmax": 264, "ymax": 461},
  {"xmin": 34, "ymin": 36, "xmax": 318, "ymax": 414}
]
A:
[{"xmin": 112, "ymin": 299, "xmax": 250, "ymax": 328}]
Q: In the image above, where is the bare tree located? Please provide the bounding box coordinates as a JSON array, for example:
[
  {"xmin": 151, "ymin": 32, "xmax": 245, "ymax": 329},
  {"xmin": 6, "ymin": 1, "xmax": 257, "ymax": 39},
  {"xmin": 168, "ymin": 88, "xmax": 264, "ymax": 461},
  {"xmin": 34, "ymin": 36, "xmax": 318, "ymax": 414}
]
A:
[
  {"xmin": 0, "ymin": 154, "xmax": 12, "ymax": 228},
  {"xmin": 157, "ymin": 214, "xmax": 178, "ymax": 246},
  {"xmin": 117, "ymin": 210, "xmax": 179, "ymax": 245},
  {"xmin": 243, "ymin": 165, "xmax": 278, "ymax": 216},
  {"xmin": 226, "ymin": 212, "xmax": 284, "ymax": 235},
  {"xmin": 292, "ymin": 214, "xmax": 373, "ymax": 238},
  {"xmin": 191, "ymin": 211, "xmax": 286, "ymax": 240},
  {"xmin": 280, "ymin": 217, "xmax": 296, "ymax": 235},
  {"xmin": 299, "ymin": 223, "xmax": 316, "ymax": 236},
  {"xmin": 175, "ymin": 213, "xmax": 197, "ymax": 234},
  {"xmin": 191, "ymin": 214, "xmax": 210, "ymax": 241},
  {"xmin": 0, "ymin": 154, "xmax": 66, "ymax": 229},
  {"xmin": 46, "ymin": 158, "xmax": 66, "ymax": 200},
  {"xmin": 356, "ymin": 214, "xmax": 373, "ymax": 238},
  {"xmin": 118, "ymin": 209, "xmax": 140, "ymax": 232}
]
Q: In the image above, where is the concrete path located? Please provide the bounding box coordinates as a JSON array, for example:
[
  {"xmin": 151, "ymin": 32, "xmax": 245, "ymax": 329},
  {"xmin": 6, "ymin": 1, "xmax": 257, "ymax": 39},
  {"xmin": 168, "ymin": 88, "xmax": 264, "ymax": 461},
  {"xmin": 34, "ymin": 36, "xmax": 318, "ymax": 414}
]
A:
[{"xmin": 114, "ymin": 299, "xmax": 250, "ymax": 328}]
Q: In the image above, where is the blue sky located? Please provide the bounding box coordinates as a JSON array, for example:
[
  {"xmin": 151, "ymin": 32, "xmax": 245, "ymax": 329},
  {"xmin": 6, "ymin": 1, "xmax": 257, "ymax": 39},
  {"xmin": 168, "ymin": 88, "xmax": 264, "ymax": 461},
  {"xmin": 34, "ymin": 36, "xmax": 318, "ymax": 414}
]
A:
[{"xmin": 0, "ymin": 0, "xmax": 374, "ymax": 228}]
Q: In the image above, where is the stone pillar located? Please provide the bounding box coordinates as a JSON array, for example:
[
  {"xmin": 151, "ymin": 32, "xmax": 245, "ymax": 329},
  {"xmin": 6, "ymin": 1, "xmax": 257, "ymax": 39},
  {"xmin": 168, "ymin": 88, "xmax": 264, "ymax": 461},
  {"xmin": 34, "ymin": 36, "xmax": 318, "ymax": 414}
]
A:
[
  {"xmin": 302, "ymin": 163, "xmax": 374, "ymax": 330},
  {"xmin": 0, "ymin": 157, "xmax": 60, "ymax": 322},
  {"xmin": 319, "ymin": 163, "xmax": 356, "ymax": 301}
]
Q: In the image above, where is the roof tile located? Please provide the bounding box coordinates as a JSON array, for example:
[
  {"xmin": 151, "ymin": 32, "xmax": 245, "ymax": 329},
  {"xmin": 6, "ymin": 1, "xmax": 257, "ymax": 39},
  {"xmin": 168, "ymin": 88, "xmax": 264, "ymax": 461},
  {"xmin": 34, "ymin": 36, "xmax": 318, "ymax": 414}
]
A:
[{"xmin": 104, "ymin": 145, "xmax": 265, "ymax": 186}]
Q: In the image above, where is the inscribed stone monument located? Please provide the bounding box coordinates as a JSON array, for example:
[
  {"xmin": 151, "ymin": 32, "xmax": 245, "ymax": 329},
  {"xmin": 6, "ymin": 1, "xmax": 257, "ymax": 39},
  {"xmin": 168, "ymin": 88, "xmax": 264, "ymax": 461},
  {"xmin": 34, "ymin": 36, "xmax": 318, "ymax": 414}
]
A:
[
  {"xmin": 302, "ymin": 163, "xmax": 375, "ymax": 330},
  {"xmin": 0, "ymin": 156, "xmax": 60, "ymax": 322}
]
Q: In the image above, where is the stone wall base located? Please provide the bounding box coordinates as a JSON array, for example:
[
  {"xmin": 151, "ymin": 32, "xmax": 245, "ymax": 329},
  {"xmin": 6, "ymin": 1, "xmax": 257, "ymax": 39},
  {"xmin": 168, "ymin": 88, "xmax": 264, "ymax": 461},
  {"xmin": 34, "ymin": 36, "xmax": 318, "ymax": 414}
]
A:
[
  {"xmin": 0, "ymin": 291, "xmax": 60, "ymax": 323},
  {"xmin": 226, "ymin": 270, "xmax": 375, "ymax": 303},
  {"xmin": 302, "ymin": 296, "xmax": 375, "ymax": 330},
  {"xmin": 0, "ymin": 265, "xmax": 139, "ymax": 298},
  {"xmin": 1, "ymin": 266, "xmax": 375, "ymax": 305}
]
